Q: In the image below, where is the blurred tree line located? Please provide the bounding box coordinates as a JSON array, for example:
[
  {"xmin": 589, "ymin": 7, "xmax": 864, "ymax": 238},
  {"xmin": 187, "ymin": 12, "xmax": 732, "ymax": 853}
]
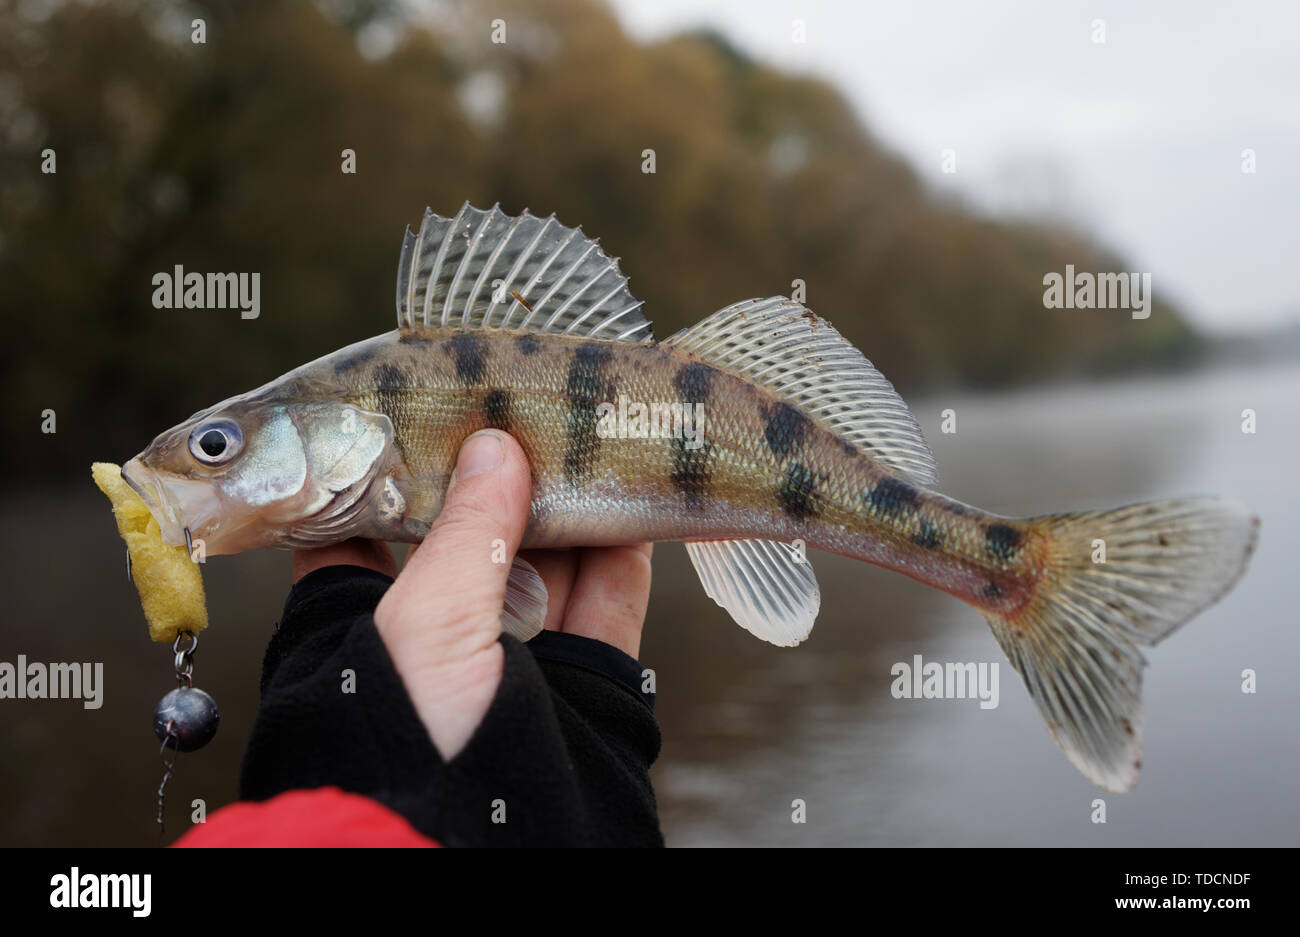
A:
[{"xmin": 0, "ymin": 0, "xmax": 1201, "ymax": 480}]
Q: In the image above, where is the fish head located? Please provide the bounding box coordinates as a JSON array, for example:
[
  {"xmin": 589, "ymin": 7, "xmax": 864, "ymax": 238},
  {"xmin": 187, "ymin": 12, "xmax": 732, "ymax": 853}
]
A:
[{"xmin": 122, "ymin": 392, "xmax": 396, "ymax": 555}]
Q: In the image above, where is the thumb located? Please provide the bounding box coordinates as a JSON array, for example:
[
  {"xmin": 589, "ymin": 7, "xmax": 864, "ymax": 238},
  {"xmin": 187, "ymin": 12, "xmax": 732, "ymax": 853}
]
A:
[{"xmin": 374, "ymin": 429, "xmax": 532, "ymax": 757}]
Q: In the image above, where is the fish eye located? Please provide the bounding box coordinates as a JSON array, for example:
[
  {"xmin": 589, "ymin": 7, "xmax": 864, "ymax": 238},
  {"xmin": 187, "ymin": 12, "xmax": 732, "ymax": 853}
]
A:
[{"xmin": 188, "ymin": 420, "xmax": 243, "ymax": 465}]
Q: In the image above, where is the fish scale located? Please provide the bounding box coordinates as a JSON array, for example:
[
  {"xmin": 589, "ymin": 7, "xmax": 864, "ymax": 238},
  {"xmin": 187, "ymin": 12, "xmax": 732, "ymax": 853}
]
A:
[
  {"xmin": 326, "ymin": 325, "xmax": 1050, "ymax": 617},
  {"xmin": 120, "ymin": 202, "xmax": 1258, "ymax": 793}
]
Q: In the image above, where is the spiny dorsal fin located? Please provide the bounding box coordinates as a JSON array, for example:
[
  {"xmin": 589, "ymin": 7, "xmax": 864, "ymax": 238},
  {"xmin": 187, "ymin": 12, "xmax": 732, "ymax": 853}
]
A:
[
  {"xmin": 395, "ymin": 202, "xmax": 654, "ymax": 342},
  {"xmin": 685, "ymin": 539, "xmax": 820, "ymax": 647},
  {"xmin": 663, "ymin": 297, "xmax": 938, "ymax": 486}
]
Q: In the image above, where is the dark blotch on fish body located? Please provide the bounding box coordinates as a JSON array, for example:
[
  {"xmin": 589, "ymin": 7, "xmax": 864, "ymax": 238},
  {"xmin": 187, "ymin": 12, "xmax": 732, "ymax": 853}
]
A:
[
  {"xmin": 670, "ymin": 439, "xmax": 712, "ymax": 511},
  {"xmin": 762, "ymin": 401, "xmax": 811, "ymax": 457},
  {"xmin": 483, "ymin": 388, "xmax": 511, "ymax": 430},
  {"xmin": 563, "ymin": 343, "xmax": 614, "ymax": 484},
  {"xmin": 913, "ymin": 520, "xmax": 942, "ymax": 549},
  {"xmin": 672, "ymin": 361, "xmax": 715, "ymax": 403},
  {"xmin": 669, "ymin": 361, "xmax": 716, "ymax": 508},
  {"xmin": 333, "ymin": 347, "xmax": 374, "ymax": 375},
  {"xmin": 375, "ymin": 363, "xmax": 408, "ymax": 459},
  {"xmin": 866, "ymin": 477, "xmax": 918, "ymax": 517},
  {"xmin": 516, "ymin": 333, "xmax": 541, "ymax": 356},
  {"xmin": 985, "ymin": 523, "xmax": 1021, "ymax": 562},
  {"xmin": 448, "ymin": 332, "xmax": 488, "ymax": 385},
  {"xmin": 375, "ymin": 362, "xmax": 406, "ymax": 396},
  {"xmin": 777, "ymin": 462, "xmax": 819, "ymax": 522},
  {"xmin": 982, "ymin": 581, "xmax": 1004, "ymax": 599}
]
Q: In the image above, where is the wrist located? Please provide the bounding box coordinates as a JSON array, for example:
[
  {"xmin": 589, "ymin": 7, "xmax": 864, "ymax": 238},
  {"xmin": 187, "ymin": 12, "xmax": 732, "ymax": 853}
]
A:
[{"xmin": 384, "ymin": 638, "xmax": 505, "ymax": 760}]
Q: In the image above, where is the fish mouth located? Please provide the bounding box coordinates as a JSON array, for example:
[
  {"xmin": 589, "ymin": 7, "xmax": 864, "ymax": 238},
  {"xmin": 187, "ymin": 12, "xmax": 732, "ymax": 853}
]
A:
[{"xmin": 122, "ymin": 456, "xmax": 206, "ymax": 548}]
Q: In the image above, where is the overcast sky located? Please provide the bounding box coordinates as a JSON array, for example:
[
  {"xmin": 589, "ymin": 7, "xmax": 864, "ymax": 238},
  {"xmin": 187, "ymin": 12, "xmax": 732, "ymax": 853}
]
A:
[{"xmin": 607, "ymin": 0, "xmax": 1299, "ymax": 335}]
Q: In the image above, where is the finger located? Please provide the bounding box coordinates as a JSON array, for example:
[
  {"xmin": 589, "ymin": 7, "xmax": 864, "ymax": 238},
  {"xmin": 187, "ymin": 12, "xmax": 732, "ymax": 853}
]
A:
[
  {"xmin": 373, "ymin": 429, "xmax": 533, "ymax": 759},
  {"xmin": 517, "ymin": 548, "xmax": 578, "ymax": 631},
  {"xmin": 292, "ymin": 538, "xmax": 396, "ymax": 583},
  {"xmin": 375, "ymin": 429, "xmax": 532, "ymax": 662},
  {"xmin": 561, "ymin": 543, "xmax": 653, "ymax": 657}
]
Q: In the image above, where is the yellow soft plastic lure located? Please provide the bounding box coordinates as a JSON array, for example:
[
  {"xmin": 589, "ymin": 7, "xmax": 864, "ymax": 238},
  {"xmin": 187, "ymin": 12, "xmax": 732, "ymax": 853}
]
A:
[{"xmin": 92, "ymin": 462, "xmax": 208, "ymax": 643}]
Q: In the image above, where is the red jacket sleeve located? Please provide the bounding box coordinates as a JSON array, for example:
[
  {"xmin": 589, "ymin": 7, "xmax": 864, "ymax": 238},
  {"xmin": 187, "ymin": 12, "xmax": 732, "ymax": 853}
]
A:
[{"xmin": 173, "ymin": 787, "xmax": 440, "ymax": 848}]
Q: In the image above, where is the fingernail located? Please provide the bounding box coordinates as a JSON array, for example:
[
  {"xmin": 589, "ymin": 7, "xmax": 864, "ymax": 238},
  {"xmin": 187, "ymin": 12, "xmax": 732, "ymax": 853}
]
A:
[{"xmin": 456, "ymin": 430, "xmax": 504, "ymax": 480}]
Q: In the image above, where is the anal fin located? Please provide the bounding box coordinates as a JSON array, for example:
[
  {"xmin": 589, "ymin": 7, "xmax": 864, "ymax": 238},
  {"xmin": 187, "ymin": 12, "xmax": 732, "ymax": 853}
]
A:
[{"xmin": 685, "ymin": 539, "xmax": 820, "ymax": 647}]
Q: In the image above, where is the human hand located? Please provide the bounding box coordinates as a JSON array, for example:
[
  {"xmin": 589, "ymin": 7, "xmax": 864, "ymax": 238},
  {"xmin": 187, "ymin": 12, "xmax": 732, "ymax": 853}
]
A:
[{"xmin": 290, "ymin": 429, "xmax": 653, "ymax": 760}]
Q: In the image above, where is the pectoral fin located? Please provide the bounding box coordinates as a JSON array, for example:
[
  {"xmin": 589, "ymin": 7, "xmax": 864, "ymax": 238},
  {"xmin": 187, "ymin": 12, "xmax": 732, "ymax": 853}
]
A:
[{"xmin": 500, "ymin": 556, "xmax": 548, "ymax": 642}]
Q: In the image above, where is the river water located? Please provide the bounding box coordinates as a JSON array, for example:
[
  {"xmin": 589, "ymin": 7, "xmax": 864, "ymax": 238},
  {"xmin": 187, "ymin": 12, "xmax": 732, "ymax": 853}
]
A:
[
  {"xmin": 1, "ymin": 363, "xmax": 1295, "ymax": 846},
  {"xmin": 648, "ymin": 362, "xmax": 1300, "ymax": 846}
]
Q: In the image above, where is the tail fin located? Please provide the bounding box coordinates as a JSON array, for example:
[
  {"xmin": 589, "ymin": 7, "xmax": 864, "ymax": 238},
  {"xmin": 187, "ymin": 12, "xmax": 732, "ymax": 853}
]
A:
[{"xmin": 983, "ymin": 498, "xmax": 1259, "ymax": 791}]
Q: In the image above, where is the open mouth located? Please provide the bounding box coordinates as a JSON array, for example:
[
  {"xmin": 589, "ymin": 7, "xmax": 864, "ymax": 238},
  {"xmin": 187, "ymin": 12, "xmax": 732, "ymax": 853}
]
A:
[{"xmin": 121, "ymin": 456, "xmax": 189, "ymax": 547}]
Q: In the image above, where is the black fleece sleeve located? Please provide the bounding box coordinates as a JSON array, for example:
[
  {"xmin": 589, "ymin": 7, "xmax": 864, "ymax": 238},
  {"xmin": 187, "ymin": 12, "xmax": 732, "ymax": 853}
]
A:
[{"xmin": 238, "ymin": 565, "xmax": 664, "ymax": 847}]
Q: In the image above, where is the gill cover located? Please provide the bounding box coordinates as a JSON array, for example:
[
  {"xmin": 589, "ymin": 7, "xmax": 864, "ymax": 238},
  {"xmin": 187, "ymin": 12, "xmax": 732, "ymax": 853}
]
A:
[
  {"xmin": 239, "ymin": 402, "xmax": 394, "ymax": 531},
  {"xmin": 265, "ymin": 402, "xmax": 399, "ymax": 548}
]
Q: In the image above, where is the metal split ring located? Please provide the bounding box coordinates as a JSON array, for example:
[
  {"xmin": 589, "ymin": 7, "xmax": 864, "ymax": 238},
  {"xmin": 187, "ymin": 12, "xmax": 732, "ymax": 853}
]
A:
[{"xmin": 172, "ymin": 631, "xmax": 197, "ymax": 687}]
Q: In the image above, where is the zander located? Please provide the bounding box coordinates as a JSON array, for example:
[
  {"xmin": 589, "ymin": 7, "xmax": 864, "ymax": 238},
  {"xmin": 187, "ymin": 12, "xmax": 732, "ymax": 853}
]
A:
[{"xmin": 121, "ymin": 203, "xmax": 1259, "ymax": 791}]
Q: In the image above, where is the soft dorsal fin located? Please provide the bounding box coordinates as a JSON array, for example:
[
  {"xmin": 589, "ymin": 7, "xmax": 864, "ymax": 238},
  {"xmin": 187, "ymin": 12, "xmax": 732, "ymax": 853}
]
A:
[
  {"xmin": 395, "ymin": 202, "xmax": 655, "ymax": 342},
  {"xmin": 663, "ymin": 297, "xmax": 938, "ymax": 486}
]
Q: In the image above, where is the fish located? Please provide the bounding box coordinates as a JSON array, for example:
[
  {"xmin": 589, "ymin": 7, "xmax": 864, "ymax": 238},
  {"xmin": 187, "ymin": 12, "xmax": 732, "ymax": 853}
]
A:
[{"xmin": 121, "ymin": 202, "xmax": 1259, "ymax": 792}]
